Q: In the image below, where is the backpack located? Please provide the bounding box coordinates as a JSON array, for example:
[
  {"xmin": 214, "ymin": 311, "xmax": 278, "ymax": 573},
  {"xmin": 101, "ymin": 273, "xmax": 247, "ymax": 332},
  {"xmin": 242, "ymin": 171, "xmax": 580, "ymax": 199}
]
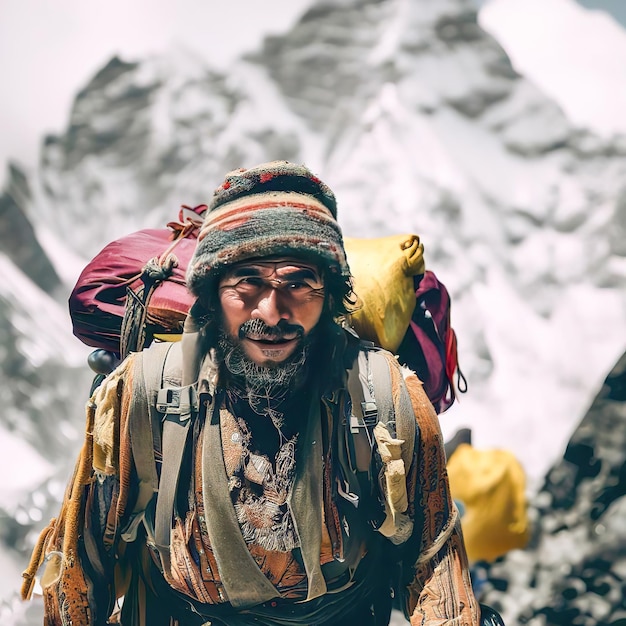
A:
[
  {"xmin": 69, "ymin": 205, "xmax": 206, "ymax": 359},
  {"xmin": 446, "ymin": 442, "xmax": 530, "ymax": 563},
  {"xmin": 398, "ymin": 271, "xmax": 467, "ymax": 413},
  {"xmin": 344, "ymin": 234, "xmax": 466, "ymax": 413},
  {"xmin": 72, "ymin": 222, "xmax": 466, "ymax": 413}
]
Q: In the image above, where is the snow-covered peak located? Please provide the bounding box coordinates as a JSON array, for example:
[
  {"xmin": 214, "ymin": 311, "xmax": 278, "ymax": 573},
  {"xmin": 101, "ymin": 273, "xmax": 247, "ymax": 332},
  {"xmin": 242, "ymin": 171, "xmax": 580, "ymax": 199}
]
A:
[
  {"xmin": 480, "ymin": 0, "xmax": 626, "ymax": 137},
  {"xmin": 0, "ymin": 253, "xmax": 88, "ymax": 367}
]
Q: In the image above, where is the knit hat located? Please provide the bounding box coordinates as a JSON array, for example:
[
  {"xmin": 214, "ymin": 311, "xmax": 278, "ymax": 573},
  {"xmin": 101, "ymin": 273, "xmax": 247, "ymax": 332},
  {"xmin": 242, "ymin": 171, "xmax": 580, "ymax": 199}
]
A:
[{"xmin": 186, "ymin": 161, "xmax": 350, "ymax": 296}]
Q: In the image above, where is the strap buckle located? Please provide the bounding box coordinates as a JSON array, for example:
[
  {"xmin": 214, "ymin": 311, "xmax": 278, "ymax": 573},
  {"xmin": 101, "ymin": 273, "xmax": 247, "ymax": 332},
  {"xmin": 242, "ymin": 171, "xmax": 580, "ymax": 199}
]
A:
[
  {"xmin": 361, "ymin": 401, "xmax": 378, "ymax": 427},
  {"xmin": 350, "ymin": 401, "xmax": 378, "ymax": 434},
  {"xmin": 156, "ymin": 385, "xmax": 198, "ymax": 421}
]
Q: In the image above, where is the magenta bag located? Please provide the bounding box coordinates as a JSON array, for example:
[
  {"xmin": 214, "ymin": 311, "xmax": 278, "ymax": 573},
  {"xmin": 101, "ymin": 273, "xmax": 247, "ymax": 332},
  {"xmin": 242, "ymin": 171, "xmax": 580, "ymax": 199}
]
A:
[
  {"xmin": 397, "ymin": 271, "xmax": 467, "ymax": 413},
  {"xmin": 69, "ymin": 206, "xmax": 206, "ymax": 357}
]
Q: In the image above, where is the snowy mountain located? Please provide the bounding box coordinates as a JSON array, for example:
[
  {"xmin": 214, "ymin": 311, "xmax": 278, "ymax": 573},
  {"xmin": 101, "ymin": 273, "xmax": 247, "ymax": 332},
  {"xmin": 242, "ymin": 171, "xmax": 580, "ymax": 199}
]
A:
[
  {"xmin": 0, "ymin": 229, "xmax": 91, "ymax": 621},
  {"xmin": 31, "ymin": 0, "xmax": 626, "ymax": 488},
  {"xmin": 2, "ymin": 0, "xmax": 626, "ymax": 622},
  {"xmin": 480, "ymin": 0, "xmax": 626, "ymax": 138}
]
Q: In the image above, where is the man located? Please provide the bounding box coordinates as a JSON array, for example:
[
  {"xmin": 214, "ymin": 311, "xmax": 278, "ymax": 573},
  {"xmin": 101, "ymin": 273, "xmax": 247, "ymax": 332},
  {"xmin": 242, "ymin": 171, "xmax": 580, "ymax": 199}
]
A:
[{"xmin": 23, "ymin": 161, "xmax": 480, "ymax": 625}]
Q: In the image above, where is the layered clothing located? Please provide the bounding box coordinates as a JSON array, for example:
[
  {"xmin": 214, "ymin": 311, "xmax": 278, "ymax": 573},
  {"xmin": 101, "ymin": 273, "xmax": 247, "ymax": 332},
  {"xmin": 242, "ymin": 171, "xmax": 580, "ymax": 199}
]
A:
[{"xmin": 23, "ymin": 338, "xmax": 479, "ymax": 625}]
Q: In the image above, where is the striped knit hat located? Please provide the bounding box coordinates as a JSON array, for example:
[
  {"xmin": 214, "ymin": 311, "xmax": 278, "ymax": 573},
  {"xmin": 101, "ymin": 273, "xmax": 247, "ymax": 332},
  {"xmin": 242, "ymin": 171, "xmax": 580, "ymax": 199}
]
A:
[{"xmin": 186, "ymin": 161, "xmax": 350, "ymax": 296}]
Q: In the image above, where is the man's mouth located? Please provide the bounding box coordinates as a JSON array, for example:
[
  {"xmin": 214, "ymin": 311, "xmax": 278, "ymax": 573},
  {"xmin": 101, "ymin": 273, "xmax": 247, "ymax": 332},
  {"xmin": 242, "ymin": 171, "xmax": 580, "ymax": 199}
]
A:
[
  {"xmin": 245, "ymin": 334, "xmax": 299, "ymax": 345},
  {"xmin": 239, "ymin": 320, "xmax": 304, "ymax": 345}
]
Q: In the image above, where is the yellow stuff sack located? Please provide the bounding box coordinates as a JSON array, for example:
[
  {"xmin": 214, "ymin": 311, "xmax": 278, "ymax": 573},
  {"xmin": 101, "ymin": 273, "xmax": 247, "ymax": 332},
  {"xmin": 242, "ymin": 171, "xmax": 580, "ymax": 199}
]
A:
[
  {"xmin": 344, "ymin": 234, "xmax": 425, "ymax": 352},
  {"xmin": 446, "ymin": 443, "xmax": 530, "ymax": 563}
]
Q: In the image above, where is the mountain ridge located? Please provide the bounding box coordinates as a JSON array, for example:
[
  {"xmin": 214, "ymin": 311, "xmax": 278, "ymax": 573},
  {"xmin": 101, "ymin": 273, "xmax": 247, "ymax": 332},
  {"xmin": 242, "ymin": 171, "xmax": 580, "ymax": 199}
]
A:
[{"xmin": 4, "ymin": 0, "xmax": 626, "ymax": 491}]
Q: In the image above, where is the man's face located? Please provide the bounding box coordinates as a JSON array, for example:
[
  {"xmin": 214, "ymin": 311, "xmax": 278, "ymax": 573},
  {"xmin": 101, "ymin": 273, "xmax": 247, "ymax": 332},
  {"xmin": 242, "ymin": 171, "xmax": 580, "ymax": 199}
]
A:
[{"xmin": 217, "ymin": 258, "xmax": 325, "ymax": 367}]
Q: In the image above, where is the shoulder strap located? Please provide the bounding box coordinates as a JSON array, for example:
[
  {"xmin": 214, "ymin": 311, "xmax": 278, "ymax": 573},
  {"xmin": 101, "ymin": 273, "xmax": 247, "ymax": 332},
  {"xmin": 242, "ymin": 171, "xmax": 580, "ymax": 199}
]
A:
[
  {"xmin": 123, "ymin": 342, "xmax": 177, "ymax": 542},
  {"xmin": 346, "ymin": 351, "xmax": 377, "ymax": 472},
  {"xmin": 365, "ymin": 349, "xmax": 418, "ymax": 544},
  {"xmin": 153, "ymin": 400, "xmax": 192, "ymax": 575},
  {"xmin": 368, "ymin": 350, "xmax": 416, "ymax": 469},
  {"xmin": 150, "ymin": 343, "xmax": 200, "ymax": 575},
  {"xmin": 346, "ymin": 347, "xmax": 416, "ymax": 472}
]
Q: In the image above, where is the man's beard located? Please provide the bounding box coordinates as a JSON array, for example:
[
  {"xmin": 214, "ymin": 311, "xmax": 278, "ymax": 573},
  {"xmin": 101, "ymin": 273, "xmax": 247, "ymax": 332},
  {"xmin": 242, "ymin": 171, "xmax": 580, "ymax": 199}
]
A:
[{"xmin": 217, "ymin": 319, "xmax": 312, "ymax": 422}]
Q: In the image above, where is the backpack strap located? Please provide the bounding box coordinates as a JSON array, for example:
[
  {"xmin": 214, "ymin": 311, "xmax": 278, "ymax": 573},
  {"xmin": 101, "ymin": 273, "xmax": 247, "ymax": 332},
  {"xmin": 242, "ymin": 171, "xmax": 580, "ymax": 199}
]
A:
[
  {"xmin": 346, "ymin": 346, "xmax": 417, "ymax": 543},
  {"xmin": 123, "ymin": 339, "xmax": 196, "ymax": 579},
  {"xmin": 346, "ymin": 350, "xmax": 377, "ymax": 472},
  {"xmin": 123, "ymin": 342, "xmax": 178, "ymax": 542},
  {"xmin": 368, "ymin": 350, "xmax": 416, "ymax": 470},
  {"xmin": 152, "ymin": 386, "xmax": 196, "ymax": 575},
  {"xmin": 346, "ymin": 347, "xmax": 416, "ymax": 472},
  {"xmin": 148, "ymin": 343, "xmax": 201, "ymax": 576}
]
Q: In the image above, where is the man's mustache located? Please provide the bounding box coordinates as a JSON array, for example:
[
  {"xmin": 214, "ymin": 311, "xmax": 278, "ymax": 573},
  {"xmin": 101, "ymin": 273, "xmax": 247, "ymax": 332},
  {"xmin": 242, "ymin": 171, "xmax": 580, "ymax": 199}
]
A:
[{"xmin": 238, "ymin": 319, "xmax": 304, "ymax": 341}]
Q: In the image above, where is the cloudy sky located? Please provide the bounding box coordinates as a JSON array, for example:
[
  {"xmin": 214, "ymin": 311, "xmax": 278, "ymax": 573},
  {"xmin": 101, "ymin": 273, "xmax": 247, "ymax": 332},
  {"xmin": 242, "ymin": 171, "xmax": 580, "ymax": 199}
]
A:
[{"xmin": 0, "ymin": 0, "xmax": 624, "ymax": 186}]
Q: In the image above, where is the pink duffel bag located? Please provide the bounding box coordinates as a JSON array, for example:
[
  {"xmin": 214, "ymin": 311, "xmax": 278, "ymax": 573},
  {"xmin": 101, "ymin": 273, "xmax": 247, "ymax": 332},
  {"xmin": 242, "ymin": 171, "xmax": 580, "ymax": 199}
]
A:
[{"xmin": 69, "ymin": 205, "xmax": 206, "ymax": 357}]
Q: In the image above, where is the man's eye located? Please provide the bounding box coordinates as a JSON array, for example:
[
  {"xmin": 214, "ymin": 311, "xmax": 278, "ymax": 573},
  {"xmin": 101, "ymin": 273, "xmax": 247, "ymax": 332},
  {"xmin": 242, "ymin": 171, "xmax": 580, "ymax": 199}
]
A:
[
  {"xmin": 238, "ymin": 277, "xmax": 264, "ymax": 287},
  {"xmin": 286, "ymin": 281, "xmax": 308, "ymax": 290}
]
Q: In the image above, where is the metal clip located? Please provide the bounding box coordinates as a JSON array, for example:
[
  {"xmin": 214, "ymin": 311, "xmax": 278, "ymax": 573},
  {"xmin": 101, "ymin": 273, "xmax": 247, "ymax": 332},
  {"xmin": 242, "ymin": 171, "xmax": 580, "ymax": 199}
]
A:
[
  {"xmin": 337, "ymin": 479, "xmax": 359, "ymax": 508},
  {"xmin": 350, "ymin": 414, "xmax": 365, "ymax": 434},
  {"xmin": 198, "ymin": 391, "xmax": 212, "ymax": 419}
]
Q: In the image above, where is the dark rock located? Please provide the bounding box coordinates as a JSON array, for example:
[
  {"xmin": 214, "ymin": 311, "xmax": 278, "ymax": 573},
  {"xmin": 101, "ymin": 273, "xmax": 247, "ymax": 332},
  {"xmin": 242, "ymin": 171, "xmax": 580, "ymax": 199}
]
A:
[
  {"xmin": 0, "ymin": 163, "xmax": 61, "ymax": 293},
  {"xmin": 478, "ymin": 348, "xmax": 626, "ymax": 624}
]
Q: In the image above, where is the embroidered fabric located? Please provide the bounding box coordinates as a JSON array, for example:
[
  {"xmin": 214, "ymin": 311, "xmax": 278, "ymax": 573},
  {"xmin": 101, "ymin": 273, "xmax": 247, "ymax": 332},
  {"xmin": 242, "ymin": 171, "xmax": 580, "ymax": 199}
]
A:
[{"xmin": 228, "ymin": 412, "xmax": 301, "ymax": 552}]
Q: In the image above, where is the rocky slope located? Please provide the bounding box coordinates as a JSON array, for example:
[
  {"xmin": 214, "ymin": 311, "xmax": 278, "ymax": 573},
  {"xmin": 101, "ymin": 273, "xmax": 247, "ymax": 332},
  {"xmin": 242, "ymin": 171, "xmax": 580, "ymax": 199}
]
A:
[
  {"xmin": 0, "ymin": 164, "xmax": 60, "ymax": 293},
  {"xmin": 481, "ymin": 351, "xmax": 626, "ymax": 625}
]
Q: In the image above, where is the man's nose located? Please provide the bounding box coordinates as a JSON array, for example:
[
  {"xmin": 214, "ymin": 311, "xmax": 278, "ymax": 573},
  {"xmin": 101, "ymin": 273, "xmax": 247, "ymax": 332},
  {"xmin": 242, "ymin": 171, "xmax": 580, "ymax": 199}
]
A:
[{"xmin": 251, "ymin": 288, "xmax": 289, "ymax": 326}]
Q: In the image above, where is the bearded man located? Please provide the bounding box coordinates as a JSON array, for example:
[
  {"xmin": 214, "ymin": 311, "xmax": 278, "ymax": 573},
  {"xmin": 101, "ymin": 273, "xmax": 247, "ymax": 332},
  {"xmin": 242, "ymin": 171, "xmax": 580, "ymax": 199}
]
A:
[{"xmin": 24, "ymin": 161, "xmax": 484, "ymax": 625}]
